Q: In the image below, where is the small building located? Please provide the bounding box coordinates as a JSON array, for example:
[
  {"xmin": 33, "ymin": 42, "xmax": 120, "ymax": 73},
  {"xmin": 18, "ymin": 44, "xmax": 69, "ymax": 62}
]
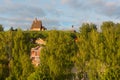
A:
[
  {"xmin": 30, "ymin": 46, "xmax": 42, "ymax": 66},
  {"xmin": 30, "ymin": 38, "xmax": 46, "ymax": 66},
  {"xmin": 30, "ymin": 18, "xmax": 47, "ymax": 31}
]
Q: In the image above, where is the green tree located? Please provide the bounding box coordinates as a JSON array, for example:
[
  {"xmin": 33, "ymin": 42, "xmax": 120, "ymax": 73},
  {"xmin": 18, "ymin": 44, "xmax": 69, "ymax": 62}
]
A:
[
  {"xmin": 9, "ymin": 27, "xmax": 14, "ymax": 31},
  {"xmin": 6, "ymin": 29, "xmax": 34, "ymax": 80},
  {"xmin": 75, "ymin": 21, "xmax": 120, "ymax": 80},
  {"xmin": 0, "ymin": 31, "xmax": 12, "ymax": 80},
  {"xmin": 39, "ymin": 30, "xmax": 78, "ymax": 80},
  {"xmin": 0, "ymin": 24, "xmax": 4, "ymax": 31},
  {"xmin": 79, "ymin": 23, "xmax": 97, "ymax": 39}
]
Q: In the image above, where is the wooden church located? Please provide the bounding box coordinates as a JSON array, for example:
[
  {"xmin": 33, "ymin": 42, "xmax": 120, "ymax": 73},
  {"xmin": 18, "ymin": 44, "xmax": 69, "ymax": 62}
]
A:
[{"xmin": 30, "ymin": 18, "xmax": 47, "ymax": 31}]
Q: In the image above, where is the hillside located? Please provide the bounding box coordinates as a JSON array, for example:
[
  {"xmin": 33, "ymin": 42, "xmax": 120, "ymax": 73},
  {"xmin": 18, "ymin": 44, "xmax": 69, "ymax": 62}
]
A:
[{"xmin": 0, "ymin": 22, "xmax": 120, "ymax": 80}]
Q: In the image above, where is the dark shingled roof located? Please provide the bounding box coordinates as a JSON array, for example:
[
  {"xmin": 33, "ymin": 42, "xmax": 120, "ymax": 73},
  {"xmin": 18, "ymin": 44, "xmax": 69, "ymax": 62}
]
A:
[
  {"xmin": 30, "ymin": 18, "xmax": 47, "ymax": 31},
  {"xmin": 31, "ymin": 18, "xmax": 42, "ymax": 29}
]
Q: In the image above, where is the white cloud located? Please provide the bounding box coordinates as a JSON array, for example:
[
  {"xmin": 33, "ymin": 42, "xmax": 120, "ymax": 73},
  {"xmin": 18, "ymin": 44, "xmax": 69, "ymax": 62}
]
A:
[
  {"xmin": 61, "ymin": 0, "xmax": 120, "ymax": 18},
  {"xmin": 3, "ymin": 0, "xmax": 12, "ymax": 4},
  {"xmin": 0, "ymin": 3, "xmax": 46, "ymax": 18}
]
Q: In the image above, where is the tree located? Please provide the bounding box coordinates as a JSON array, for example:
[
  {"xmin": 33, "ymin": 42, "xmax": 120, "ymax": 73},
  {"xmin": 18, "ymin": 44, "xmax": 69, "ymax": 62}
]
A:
[
  {"xmin": 101, "ymin": 21, "xmax": 114, "ymax": 31},
  {"xmin": 0, "ymin": 24, "xmax": 4, "ymax": 31},
  {"xmin": 39, "ymin": 30, "xmax": 78, "ymax": 80},
  {"xmin": 79, "ymin": 23, "xmax": 97, "ymax": 39},
  {"xmin": 9, "ymin": 27, "xmax": 18, "ymax": 31},
  {"xmin": 9, "ymin": 27, "xmax": 14, "ymax": 31},
  {"xmin": 0, "ymin": 31, "xmax": 13, "ymax": 80},
  {"xmin": 6, "ymin": 29, "xmax": 34, "ymax": 80},
  {"xmin": 75, "ymin": 21, "xmax": 120, "ymax": 80}
]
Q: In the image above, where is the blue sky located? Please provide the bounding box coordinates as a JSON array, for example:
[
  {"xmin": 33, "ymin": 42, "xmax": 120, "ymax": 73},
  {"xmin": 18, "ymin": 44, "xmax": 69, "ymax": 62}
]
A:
[{"xmin": 0, "ymin": 0, "xmax": 120, "ymax": 30}]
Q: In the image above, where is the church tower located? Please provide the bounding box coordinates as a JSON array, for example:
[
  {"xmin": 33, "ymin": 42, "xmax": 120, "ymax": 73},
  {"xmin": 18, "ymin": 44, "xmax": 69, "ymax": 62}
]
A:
[{"xmin": 30, "ymin": 18, "xmax": 47, "ymax": 31}]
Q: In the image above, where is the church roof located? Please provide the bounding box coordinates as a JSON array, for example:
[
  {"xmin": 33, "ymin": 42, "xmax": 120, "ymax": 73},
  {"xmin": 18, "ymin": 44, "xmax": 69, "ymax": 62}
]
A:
[{"xmin": 30, "ymin": 18, "xmax": 42, "ymax": 29}]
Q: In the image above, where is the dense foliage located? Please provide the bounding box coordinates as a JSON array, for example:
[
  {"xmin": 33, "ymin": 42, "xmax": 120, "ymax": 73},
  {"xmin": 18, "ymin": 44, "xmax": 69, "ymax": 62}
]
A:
[{"xmin": 0, "ymin": 21, "xmax": 120, "ymax": 80}]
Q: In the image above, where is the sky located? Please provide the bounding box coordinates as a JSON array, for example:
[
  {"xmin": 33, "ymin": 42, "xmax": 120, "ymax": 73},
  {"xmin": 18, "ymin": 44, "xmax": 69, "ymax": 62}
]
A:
[{"xmin": 0, "ymin": 0, "xmax": 120, "ymax": 30}]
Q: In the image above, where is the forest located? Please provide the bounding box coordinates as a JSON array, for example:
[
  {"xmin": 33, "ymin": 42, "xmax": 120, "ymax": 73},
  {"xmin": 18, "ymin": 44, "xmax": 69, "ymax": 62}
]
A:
[{"xmin": 0, "ymin": 21, "xmax": 120, "ymax": 80}]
